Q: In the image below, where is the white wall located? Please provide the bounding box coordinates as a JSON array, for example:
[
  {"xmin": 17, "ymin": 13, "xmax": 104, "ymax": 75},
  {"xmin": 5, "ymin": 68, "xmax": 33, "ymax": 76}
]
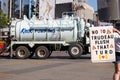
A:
[
  {"xmin": 56, "ymin": 0, "xmax": 73, "ymax": 4},
  {"xmin": 39, "ymin": 0, "xmax": 55, "ymax": 19}
]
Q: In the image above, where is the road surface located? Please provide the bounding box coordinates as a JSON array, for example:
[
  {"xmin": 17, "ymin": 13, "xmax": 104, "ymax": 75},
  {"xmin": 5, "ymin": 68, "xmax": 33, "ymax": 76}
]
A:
[{"xmin": 0, "ymin": 53, "xmax": 114, "ymax": 80}]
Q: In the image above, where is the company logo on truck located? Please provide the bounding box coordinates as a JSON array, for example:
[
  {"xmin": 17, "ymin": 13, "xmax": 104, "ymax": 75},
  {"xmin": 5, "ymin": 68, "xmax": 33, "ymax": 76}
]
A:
[{"xmin": 21, "ymin": 28, "xmax": 55, "ymax": 33}]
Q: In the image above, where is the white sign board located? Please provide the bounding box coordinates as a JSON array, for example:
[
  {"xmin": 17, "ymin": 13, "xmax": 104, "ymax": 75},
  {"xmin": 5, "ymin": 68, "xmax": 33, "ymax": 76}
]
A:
[{"xmin": 89, "ymin": 26, "xmax": 115, "ymax": 63}]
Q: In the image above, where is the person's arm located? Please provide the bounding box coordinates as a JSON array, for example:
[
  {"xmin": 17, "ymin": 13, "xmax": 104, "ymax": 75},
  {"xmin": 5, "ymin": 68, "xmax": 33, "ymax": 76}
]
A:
[{"xmin": 113, "ymin": 28, "xmax": 120, "ymax": 35}]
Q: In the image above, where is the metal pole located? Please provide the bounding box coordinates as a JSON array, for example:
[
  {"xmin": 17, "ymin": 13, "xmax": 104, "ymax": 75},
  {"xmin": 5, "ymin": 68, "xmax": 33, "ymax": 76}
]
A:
[
  {"xmin": 29, "ymin": 0, "xmax": 32, "ymax": 19},
  {"xmin": 20, "ymin": 0, "xmax": 22, "ymax": 18},
  {"xmin": 39, "ymin": 0, "xmax": 40, "ymax": 19},
  {"xmin": 9, "ymin": 0, "xmax": 12, "ymax": 18}
]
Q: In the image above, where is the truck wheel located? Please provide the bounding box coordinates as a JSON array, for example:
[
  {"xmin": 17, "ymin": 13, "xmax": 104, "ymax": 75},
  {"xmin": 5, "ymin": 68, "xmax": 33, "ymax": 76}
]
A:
[
  {"xmin": 68, "ymin": 43, "xmax": 83, "ymax": 59},
  {"xmin": 35, "ymin": 46, "xmax": 50, "ymax": 59},
  {"xmin": 15, "ymin": 46, "xmax": 30, "ymax": 59}
]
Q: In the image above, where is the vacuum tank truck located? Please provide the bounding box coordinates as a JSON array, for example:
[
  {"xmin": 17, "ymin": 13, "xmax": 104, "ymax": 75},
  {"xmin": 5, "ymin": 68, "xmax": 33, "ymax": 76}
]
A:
[{"xmin": 0, "ymin": 14, "xmax": 90, "ymax": 59}]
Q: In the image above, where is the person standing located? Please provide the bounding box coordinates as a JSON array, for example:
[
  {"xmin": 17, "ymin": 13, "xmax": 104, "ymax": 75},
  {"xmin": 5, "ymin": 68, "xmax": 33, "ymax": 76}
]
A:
[{"xmin": 113, "ymin": 28, "xmax": 120, "ymax": 80}]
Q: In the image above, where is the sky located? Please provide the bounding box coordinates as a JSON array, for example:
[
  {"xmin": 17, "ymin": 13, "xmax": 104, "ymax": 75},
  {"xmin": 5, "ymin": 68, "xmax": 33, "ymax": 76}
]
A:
[{"xmin": 88, "ymin": 0, "xmax": 97, "ymax": 11}]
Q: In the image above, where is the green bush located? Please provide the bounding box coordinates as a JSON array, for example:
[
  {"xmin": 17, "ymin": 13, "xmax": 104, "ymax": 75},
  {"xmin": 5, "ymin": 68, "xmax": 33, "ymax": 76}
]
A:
[{"xmin": 0, "ymin": 10, "xmax": 9, "ymax": 27}]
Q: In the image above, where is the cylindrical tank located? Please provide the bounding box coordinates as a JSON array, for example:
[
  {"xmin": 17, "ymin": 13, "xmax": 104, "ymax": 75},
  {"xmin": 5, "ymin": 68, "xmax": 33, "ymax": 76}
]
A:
[{"xmin": 10, "ymin": 16, "xmax": 81, "ymax": 42}]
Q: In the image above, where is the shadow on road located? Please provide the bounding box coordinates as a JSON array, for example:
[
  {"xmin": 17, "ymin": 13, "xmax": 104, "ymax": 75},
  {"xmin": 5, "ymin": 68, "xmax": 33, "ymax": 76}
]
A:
[
  {"xmin": 0, "ymin": 55, "xmax": 91, "ymax": 60},
  {"xmin": 49, "ymin": 55, "xmax": 91, "ymax": 59},
  {"xmin": 0, "ymin": 55, "xmax": 11, "ymax": 59}
]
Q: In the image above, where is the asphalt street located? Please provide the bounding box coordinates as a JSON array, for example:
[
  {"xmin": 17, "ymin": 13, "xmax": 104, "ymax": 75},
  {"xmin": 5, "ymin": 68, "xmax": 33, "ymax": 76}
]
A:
[{"xmin": 0, "ymin": 52, "xmax": 114, "ymax": 80}]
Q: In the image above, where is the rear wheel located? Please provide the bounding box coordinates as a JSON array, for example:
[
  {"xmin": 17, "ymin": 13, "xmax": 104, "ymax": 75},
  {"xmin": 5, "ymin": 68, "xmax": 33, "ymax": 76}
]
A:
[
  {"xmin": 15, "ymin": 46, "xmax": 30, "ymax": 59},
  {"xmin": 35, "ymin": 46, "xmax": 50, "ymax": 59},
  {"xmin": 68, "ymin": 43, "xmax": 83, "ymax": 59}
]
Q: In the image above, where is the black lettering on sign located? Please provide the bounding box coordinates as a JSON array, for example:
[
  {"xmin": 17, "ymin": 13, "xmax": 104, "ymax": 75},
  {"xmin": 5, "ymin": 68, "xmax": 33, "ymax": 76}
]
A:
[
  {"xmin": 100, "ymin": 29, "xmax": 106, "ymax": 34},
  {"xmin": 95, "ymin": 40, "xmax": 109, "ymax": 44},
  {"xmin": 95, "ymin": 50, "xmax": 98, "ymax": 55},
  {"xmin": 97, "ymin": 45, "xmax": 109, "ymax": 49},
  {"xmin": 105, "ymin": 50, "xmax": 108, "ymax": 54},
  {"xmin": 92, "ymin": 30, "xmax": 98, "ymax": 34},
  {"xmin": 100, "ymin": 51, "xmax": 103, "ymax": 54},
  {"xmin": 109, "ymin": 50, "xmax": 113, "ymax": 54}
]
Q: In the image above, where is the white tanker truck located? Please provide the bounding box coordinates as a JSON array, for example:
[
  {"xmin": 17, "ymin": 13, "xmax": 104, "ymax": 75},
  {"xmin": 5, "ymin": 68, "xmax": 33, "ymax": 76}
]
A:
[{"xmin": 0, "ymin": 14, "xmax": 91, "ymax": 59}]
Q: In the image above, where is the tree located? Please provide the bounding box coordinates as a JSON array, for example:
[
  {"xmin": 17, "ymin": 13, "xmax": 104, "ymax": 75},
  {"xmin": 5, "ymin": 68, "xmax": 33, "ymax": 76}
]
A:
[{"xmin": 0, "ymin": 10, "xmax": 9, "ymax": 27}]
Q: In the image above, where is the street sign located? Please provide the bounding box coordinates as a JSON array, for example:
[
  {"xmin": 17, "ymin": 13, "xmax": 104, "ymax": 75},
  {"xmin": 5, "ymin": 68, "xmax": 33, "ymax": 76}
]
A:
[{"xmin": 89, "ymin": 26, "xmax": 116, "ymax": 63}]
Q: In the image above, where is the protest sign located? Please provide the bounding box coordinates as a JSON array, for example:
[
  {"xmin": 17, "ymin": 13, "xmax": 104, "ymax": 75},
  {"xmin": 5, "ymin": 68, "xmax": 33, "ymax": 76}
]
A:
[{"xmin": 89, "ymin": 26, "xmax": 115, "ymax": 63}]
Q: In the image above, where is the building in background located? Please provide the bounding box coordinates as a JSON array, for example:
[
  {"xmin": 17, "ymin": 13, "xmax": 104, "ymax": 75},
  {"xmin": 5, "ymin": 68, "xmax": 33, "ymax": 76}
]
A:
[
  {"xmin": 9, "ymin": 0, "xmax": 35, "ymax": 19},
  {"xmin": 0, "ymin": 0, "xmax": 95, "ymax": 21},
  {"xmin": 98, "ymin": 0, "xmax": 120, "ymax": 21},
  {"xmin": 39, "ymin": 0, "xmax": 55, "ymax": 19},
  {"xmin": 38, "ymin": 0, "xmax": 94, "ymax": 19},
  {"xmin": 1, "ymin": 0, "xmax": 9, "ymax": 16},
  {"xmin": 38, "ymin": 0, "xmax": 73, "ymax": 19},
  {"xmin": 73, "ymin": 0, "xmax": 94, "ymax": 21},
  {"xmin": 0, "ymin": 0, "xmax": 35, "ymax": 19},
  {"xmin": 0, "ymin": 0, "xmax": 1, "ymax": 10},
  {"xmin": 55, "ymin": 0, "xmax": 73, "ymax": 18},
  {"xmin": 97, "ymin": 0, "xmax": 120, "ymax": 27}
]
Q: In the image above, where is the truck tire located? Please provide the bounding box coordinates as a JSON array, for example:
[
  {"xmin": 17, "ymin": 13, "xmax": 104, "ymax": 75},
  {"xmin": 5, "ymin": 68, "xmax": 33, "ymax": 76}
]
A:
[
  {"xmin": 15, "ymin": 46, "xmax": 30, "ymax": 59},
  {"xmin": 35, "ymin": 46, "xmax": 50, "ymax": 59},
  {"xmin": 68, "ymin": 43, "xmax": 83, "ymax": 59}
]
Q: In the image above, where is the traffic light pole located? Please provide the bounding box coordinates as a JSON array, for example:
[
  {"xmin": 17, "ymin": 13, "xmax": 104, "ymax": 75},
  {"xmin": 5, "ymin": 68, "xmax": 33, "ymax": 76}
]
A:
[
  {"xmin": 20, "ymin": 0, "xmax": 22, "ymax": 18},
  {"xmin": 9, "ymin": 0, "xmax": 12, "ymax": 18},
  {"xmin": 29, "ymin": 0, "xmax": 32, "ymax": 19}
]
